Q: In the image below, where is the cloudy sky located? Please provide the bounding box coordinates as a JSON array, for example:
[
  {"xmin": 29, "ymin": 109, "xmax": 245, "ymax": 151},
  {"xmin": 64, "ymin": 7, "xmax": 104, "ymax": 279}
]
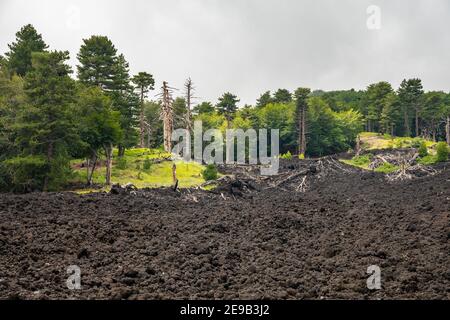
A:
[{"xmin": 0, "ymin": 0, "xmax": 449, "ymax": 104}]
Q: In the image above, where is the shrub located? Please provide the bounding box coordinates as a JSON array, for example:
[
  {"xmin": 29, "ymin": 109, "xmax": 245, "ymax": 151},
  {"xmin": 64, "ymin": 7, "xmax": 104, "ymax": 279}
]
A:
[
  {"xmin": 0, "ymin": 155, "xmax": 71, "ymax": 192},
  {"xmin": 418, "ymin": 142, "xmax": 428, "ymax": 157},
  {"xmin": 280, "ymin": 151, "xmax": 292, "ymax": 160},
  {"xmin": 436, "ymin": 142, "xmax": 449, "ymax": 162},
  {"xmin": 298, "ymin": 153, "xmax": 305, "ymax": 160},
  {"xmin": 116, "ymin": 157, "xmax": 127, "ymax": 170},
  {"xmin": 143, "ymin": 157, "xmax": 152, "ymax": 171},
  {"xmin": 411, "ymin": 137, "xmax": 424, "ymax": 148},
  {"xmin": 202, "ymin": 164, "xmax": 218, "ymax": 181}
]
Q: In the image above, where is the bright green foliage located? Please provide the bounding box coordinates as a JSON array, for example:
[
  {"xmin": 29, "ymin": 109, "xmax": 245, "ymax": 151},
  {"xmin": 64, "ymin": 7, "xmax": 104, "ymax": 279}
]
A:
[
  {"xmin": 436, "ymin": 142, "xmax": 449, "ymax": 162},
  {"xmin": 280, "ymin": 151, "xmax": 292, "ymax": 160},
  {"xmin": 143, "ymin": 157, "xmax": 152, "ymax": 171},
  {"xmin": 78, "ymin": 86, "xmax": 122, "ymax": 149},
  {"xmin": 5, "ymin": 24, "xmax": 48, "ymax": 76},
  {"xmin": 116, "ymin": 157, "xmax": 128, "ymax": 170},
  {"xmin": 374, "ymin": 162, "xmax": 399, "ymax": 174},
  {"xmin": 202, "ymin": 164, "xmax": 218, "ymax": 181},
  {"xmin": 418, "ymin": 142, "xmax": 428, "ymax": 157}
]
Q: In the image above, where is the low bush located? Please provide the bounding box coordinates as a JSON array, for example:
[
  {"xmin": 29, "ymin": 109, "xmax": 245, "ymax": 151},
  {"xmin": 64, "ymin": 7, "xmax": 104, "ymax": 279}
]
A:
[
  {"xmin": 116, "ymin": 157, "xmax": 128, "ymax": 170},
  {"xmin": 202, "ymin": 164, "xmax": 218, "ymax": 181},
  {"xmin": 280, "ymin": 151, "xmax": 292, "ymax": 160},
  {"xmin": 418, "ymin": 142, "xmax": 428, "ymax": 157},
  {"xmin": 436, "ymin": 142, "xmax": 449, "ymax": 162}
]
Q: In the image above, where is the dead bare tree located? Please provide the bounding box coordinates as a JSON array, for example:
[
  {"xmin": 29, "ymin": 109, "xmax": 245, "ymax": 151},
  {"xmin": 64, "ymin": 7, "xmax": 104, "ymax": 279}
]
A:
[
  {"xmin": 446, "ymin": 115, "xmax": 450, "ymax": 145},
  {"xmin": 184, "ymin": 77, "xmax": 196, "ymax": 132},
  {"xmin": 159, "ymin": 81, "xmax": 175, "ymax": 153}
]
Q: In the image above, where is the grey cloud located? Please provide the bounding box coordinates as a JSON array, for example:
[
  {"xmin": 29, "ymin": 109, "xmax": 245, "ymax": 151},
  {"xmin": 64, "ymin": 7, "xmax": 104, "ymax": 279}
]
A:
[{"xmin": 0, "ymin": 0, "xmax": 449, "ymax": 105}]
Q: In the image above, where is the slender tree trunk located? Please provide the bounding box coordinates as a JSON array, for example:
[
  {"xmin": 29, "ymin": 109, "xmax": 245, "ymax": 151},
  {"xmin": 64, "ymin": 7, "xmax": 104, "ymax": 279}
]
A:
[
  {"xmin": 118, "ymin": 145, "xmax": 125, "ymax": 157},
  {"xmin": 172, "ymin": 163, "xmax": 178, "ymax": 191},
  {"xmin": 404, "ymin": 109, "xmax": 410, "ymax": 137},
  {"xmin": 87, "ymin": 151, "xmax": 97, "ymax": 185},
  {"xmin": 446, "ymin": 116, "xmax": 450, "ymax": 145},
  {"xmin": 104, "ymin": 143, "xmax": 113, "ymax": 185},
  {"xmin": 147, "ymin": 125, "xmax": 151, "ymax": 148},
  {"xmin": 300, "ymin": 105, "xmax": 306, "ymax": 155},
  {"xmin": 139, "ymin": 88, "xmax": 145, "ymax": 148},
  {"xmin": 390, "ymin": 124, "xmax": 394, "ymax": 137},
  {"xmin": 415, "ymin": 108, "xmax": 419, "ymax": 137}
]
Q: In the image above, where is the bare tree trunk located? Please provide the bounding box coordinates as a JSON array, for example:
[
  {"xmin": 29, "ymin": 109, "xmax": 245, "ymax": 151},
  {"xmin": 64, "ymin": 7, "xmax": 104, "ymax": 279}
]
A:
[
  {"xmin": 104, "ymin": 143, "xmax": 113, "ymax": 185},
  {"xmin": 139, "ymin": 88, "xmax": 145, "ymax": 148},
  {"xmin": 390, "ymin": 124, "xmax": 394, "ymax": 136},
  {"xmin": 161, "ymin": 81, "xmax": 174, "ymax": 153},
  {"xmin": 172, "ymin": 163, "xmax": 178, "ymax": 191},
  {"xmin": 87, "ymin": 150, "xmax": 97, "ymax": 185},
  {"xmin": 185, "ymin": 78, "xmax": 194, "ymax": 132},
  {"xmin": 404, "ymin": 109, "xmax": 410, "ymax": 137},
  {"xmin": 446, "ymin": 116, "xmax": 450, "ymax": 145}
]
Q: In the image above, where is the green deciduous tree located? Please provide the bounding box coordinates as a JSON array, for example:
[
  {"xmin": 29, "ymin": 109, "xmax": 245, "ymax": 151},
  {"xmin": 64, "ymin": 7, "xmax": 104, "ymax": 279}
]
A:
[{"xmin": 77, "ymin": 86, "xmax": 122, "ymax": 185}]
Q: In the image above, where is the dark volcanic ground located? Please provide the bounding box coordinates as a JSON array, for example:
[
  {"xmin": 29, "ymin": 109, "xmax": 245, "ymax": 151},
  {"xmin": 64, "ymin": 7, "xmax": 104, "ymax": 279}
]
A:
[{"xmin": 0, "ymin": 159, "xmax": 449, "ymax": 300}]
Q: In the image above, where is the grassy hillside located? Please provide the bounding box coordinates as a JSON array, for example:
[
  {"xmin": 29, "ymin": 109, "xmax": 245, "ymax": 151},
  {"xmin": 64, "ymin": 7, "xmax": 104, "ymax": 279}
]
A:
[
  {"xmin": 71, "ymin": 148, "xmax": 206, "ymax": 193},
  {"xmin": 341, "ymin": 132, "xmax": 443, "ymax": 173}
]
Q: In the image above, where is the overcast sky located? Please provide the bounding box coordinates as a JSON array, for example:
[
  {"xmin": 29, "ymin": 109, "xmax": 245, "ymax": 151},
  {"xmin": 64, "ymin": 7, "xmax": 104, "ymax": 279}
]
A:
[{"xmin": 0, "ymin": 0, "xmax": 449, "ymax": 105}]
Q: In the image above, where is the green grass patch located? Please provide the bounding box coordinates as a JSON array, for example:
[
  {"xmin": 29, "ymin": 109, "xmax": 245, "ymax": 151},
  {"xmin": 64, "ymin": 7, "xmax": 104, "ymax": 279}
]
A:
[
  {"xmin": 417, "ymin": 155, "xmax": 438, "ymax": 165},
  {"xmin": 374, "ymin": 162, "xmax": 399, "ymax": 174},
  {"xmin": 341, "ymin": 154, "xmax": 372, "ymax": 169},
  {"xmin": 71, "ymin": 148, "xmax": 208, "ymax": 192}
]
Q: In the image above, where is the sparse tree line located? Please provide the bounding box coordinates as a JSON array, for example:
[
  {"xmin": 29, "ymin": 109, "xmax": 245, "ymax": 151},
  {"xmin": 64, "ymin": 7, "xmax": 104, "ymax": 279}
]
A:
[{"xmin": 0, "ymin": 24, "xmax": 449, "ymax": 192}]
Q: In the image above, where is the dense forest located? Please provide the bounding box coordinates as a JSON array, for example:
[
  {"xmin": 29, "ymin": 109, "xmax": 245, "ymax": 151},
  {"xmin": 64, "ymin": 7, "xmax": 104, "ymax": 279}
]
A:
[{"xmin": 0, "ymin": 24, "xmax": 449, "ymax": 192}]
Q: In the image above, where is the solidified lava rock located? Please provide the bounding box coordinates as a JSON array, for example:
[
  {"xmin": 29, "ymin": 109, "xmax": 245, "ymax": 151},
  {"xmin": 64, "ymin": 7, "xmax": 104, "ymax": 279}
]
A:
[{"xmin": 0, "ymin": 158, "xmax": 448, "ymax": 300}]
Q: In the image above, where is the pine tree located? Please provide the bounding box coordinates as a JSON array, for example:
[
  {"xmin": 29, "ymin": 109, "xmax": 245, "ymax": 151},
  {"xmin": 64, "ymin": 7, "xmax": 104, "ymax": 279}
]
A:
[
  {"xmin": 216, "ymin": 92, "xmax": 239, "ymax": 129},
  {"xmin": 77, "ymin": 35, "xmax": 117, "ymax": 89},
  {"xmin": 273, "ymin": 89, "xmax": 292, "ymax": 104},
  {"xmin": 256, "ymin": 91, "xmax": 273, "ymax": 108},
  {"xmin": 110, "ymin": 54, "xmax": 139, "ymax": 156},
  {"xmin": 5, "ymin": 24, "xmax": 48, "ymax": 76},
  {"xmin": 18, "ymin": 51, "xmax": 76, "ymax": 190},
  {"xmin": 398, "ymin": 79, "xmax": 424, "ymax": 137},
  {"xmin": 131, "ymin": 72, "xmax": 155, "ymax": 147}
]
